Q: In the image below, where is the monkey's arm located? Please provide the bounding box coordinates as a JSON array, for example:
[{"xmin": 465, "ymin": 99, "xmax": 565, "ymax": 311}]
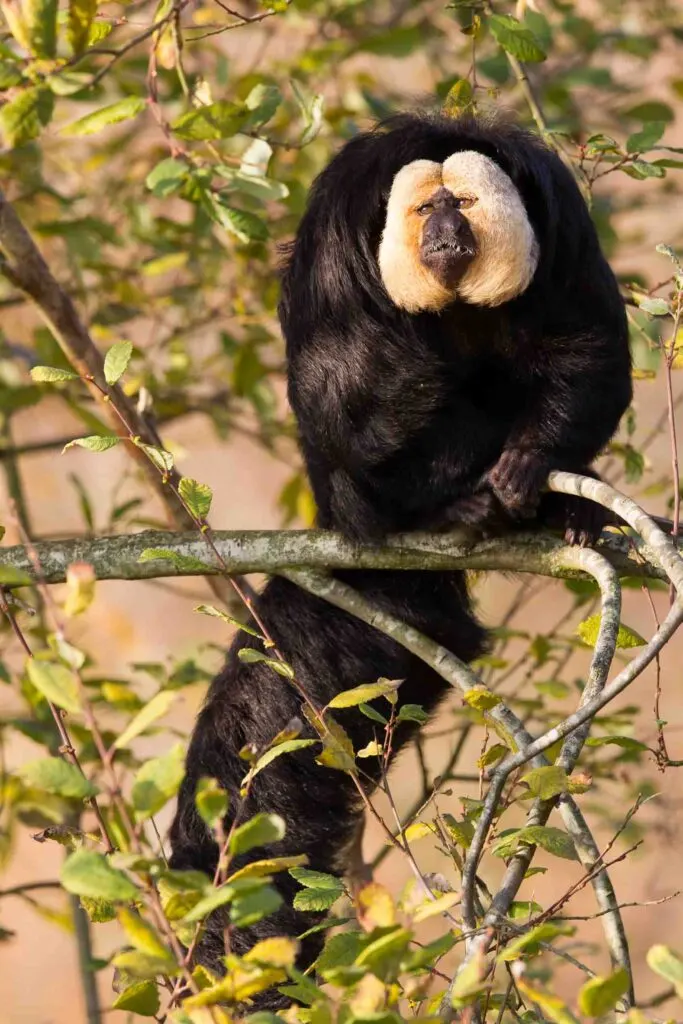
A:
[
  {"xmin": 291, "ymin": 338, "xmax": 507, "ymax": 538},
  {"xmin": 488, "ymin": 325, "xmax": 632, "ymax": 517}
]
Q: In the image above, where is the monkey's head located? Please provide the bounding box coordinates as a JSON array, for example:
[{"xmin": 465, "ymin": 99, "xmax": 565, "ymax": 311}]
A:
[
  {"xmin": 378, "ymin": 151, "xmax": 539, "ymax": 313},
  {"xmin": 280, "ymin": 113, "xmax": 595, "ymax": 333}
]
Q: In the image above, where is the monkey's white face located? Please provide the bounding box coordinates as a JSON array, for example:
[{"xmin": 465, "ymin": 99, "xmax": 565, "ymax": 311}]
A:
[{"xmin": 378, "ymin": 151, "xmax": 539, "ymax": 313}]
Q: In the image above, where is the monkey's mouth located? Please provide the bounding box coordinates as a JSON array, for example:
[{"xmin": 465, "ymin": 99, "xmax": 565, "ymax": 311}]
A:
[
  {"xmin": 424, "ymin": 240, "xmax": 476, "ymax": 257},
  {"xmin": 421, "ymin": 239, "xmax": 477, "ymax": 288}
]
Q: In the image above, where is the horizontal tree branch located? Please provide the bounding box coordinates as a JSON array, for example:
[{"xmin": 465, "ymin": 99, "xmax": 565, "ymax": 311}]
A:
[{"xmin": 0, "ymin": 524, "xmax": 676, "ymax": 586}]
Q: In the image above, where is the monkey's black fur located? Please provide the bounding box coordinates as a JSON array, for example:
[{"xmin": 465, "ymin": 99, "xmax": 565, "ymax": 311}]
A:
[{"xmin": 169, "ymin": 112, "xmax": 632, "ymax": 1002}]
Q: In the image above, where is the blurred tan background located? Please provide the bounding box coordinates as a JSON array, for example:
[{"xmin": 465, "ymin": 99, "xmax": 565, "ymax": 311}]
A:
[{"xmin": 2, "ymin": 7, "xmax": 683, "ymax": 1022}]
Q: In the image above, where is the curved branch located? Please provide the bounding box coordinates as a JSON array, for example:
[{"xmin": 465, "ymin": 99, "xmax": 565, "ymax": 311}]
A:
[{"xmin": 284, "ymin": 550, "xmax": 632, "ymax": 1003}]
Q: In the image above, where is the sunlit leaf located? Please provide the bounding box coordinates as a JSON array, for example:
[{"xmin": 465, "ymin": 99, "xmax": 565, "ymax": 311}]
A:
[
  {"xmin": 103, "ymin": 340, "xmax": 133, "ymax": 386},
  {"xmin": 131, "ymin": 742, "xmax": 185, "ymax": 820},
  {"xmin": 27, "ymin": 658, "xmax": 81, "ymax": 714},
  {"xmin": 489, "ymin": 14, "xmax": 546, "ymax": 62},
  {"xmin": 19, "ymin": 756, "xmax": 98, "ymax": 799},
  {"xmin": 114, "ymin": 689, "xmax": 178, "ymax": 749},
  {"xmin": 30, "ymin": 366, "xmax": 79, "ymax": 383},
  {"xmin": 67, "ymin": 0, "xmax": 98, "ymax": 54},
  {"xmin": 112, "ymin": 980, "xmax": 160, "ymax": 1016},
  {"xmin": 578, "ymin": 969, "xmax": 631, "ymax": 1016},
  {"xmin": 62, "ymin": 97, "xmax": 146, "ymax": 137},
  {"xmin": 179, "ymin": 477, "xmax": 213, "ymax": 520},
  {"xmin": 327, "ymin": 678, "xmax": 402, "ymax": 709},
  {"xmin": 230, "ymin": 813, "xmax": 286, "ymax": 856},
  {"xmin": 61, "ymin": 849, "xmax": 138, "ymax": 901}
]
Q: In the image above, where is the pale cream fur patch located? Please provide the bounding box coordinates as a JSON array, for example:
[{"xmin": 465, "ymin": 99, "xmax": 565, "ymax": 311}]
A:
[{"xmin": 377, "ymin": 151, "xmax": 539, "ymax": 312}]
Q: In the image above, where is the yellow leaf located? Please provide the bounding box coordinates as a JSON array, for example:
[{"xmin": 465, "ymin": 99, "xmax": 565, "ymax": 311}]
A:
[{"xmin": 357, "ymin": 882, "xmax": 395, "ymax": 931}]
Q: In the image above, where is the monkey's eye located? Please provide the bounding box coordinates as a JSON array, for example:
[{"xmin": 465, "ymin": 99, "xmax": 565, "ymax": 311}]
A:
[
  {"xmin": 416, "ymin": 202, "xmax": 434, "ymax": 215},
  {"xmin": 457, "ymin": 196, "xmax": 477, "ymax": 209}
]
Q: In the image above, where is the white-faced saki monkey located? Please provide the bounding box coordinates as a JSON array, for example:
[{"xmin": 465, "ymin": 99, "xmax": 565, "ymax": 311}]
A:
[{"xmin": 169, "ymin": 112, "xmax": 632, "ymax": 1006}]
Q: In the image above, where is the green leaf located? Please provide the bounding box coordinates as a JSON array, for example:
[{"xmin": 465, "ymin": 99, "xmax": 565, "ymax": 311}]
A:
[
  {"xmin": 230, "ymin": 885, "xmax": 282, "ymax": 927},
  {"xmin": 228, "ymin": 854, "xmax": 308, "ymax": 883},
  {"xmin": 443, "ymin": 78, "xmax": 475, "ymax": 116},
  {"xmin": 520, "ymin": 765, "xmax": 569, "ymax": 800},
  {"xmin": 103, "ymin": 340, "xmax": 133, "ymax": 386},
  {"xmin": 356, "ymin": 927, "xmax": 412, "ymax": 980},
  {"xmin": 145, "ymin": 157, "xmax": 189, "ymax": 196},
  {"xmin": 395, "ymin": 703, "xmax": 428, "ymax": 724},
  {"xmin": 230, "ymin": 812, "xmax": 286, "ymax": 856},
  {"xmin": 237, "ymin": 647, "xmax": 294, "ymax": 678},
  {"xmin": 112, "ymin": 949, "xmax": 178, "ymax": 979},
  {"xmin": 114, "ymin": 689, "xmax": 178, "ymax": 749},
  {"xmin": 463, "ymin": 686, "xmax": 502, "ymax": 711},
  {"xmin": 204, "ymin": 194, "xmax": 269, "ymax": 244},
  {"xmin": 195, "ymin": 603, "xmax": 262, "ymax": 638},
  {"xmin": 0, "ymin": 565, "xmax": 32, "ymax": 586},
  {"xmin": 134, "ymin": 442, "xmax": 174, "ymax": 474},
  {"xmin": 244, "ymin": 83, "xmax": 281, "ymax": 126},
  {"xmin": 358, "ymin": 703, "xmax": 388, "ymax": 725},
  {"xmin": 25, "ymin": 0, "xmax": 57, "ymax": 56},
  {"xmin": 289, "ymin": 867, "xmax": 343, "ymax": 890},
  {"xmin": 624, "ymin": 101, "xmax": 674, "ymax": 124},
  {"xmin": 304, "ymin": 709, "xmax": 356, "ymax": 774},
  {"xmin": 195, "ymin": 777, "xmax": 229, "ymax": 829},
  {"xmin": 327, "ymin": 678, "xmax": 402, "ymax": 709},
  {"xmin": 360, "ymin": 25, "xmax": 423, "ymax": 56},
  {"xmin": 0, "ymin": 85, "xmax": 54, "ymax": 147},
  {"xmin": 449, "ymin": 951, "xmax": 487, "ymax": 1008},
  {"xmin": 489, "ymin": 14, "xmax": 546, "ymax": 62},
  {"xmin": 112, "ymin": 980, "xmax": 160, "ymax": 1016},
  {"xmin": 293, "ymin": 887, "xmax": 343, "ymax": 912},
  {"xmin": 622, "ymin": 159, "xmax": 666, "ymax": 180},
  {"xmin": 27, "ymin": 658, "xmax": 81, "ymax": 714},
  {"xmin": 61, "ymin": 97, "xmax": 146, "ymax": 137},
  {"xmin": 61, "ymin": 849, "xmax": 138, "ymax": 901},
  {"xmin": 30, "ymin": 365, "xmax": 80, "ymax": 383},
  {"xmin": 242, "ymin": 739, "xmax": 317, "ymax": 786},
  {"xmin": 477, "ymin": 743, "xmax": 508, "ymax": 769},
  {"xmin": 172, "ymin": 101, "xmax": 251, "ymax": 141},
  {"xmin": 441, "ymin": 814, "xmax": 474, "ymax": 848},
  {"xmin": 646, "ymin": 944, "xmax": 683, "ymax": 997},
  {"xmin": 214, "ymin": 167, "xmax": 288, "ymax": 202},
  {"xmin": 499, "ymin": 922, "xmax": 575, "ymax": 961},
  {"xmin": 180, "ymin": 884, "xmax": 235, "ymax": 924},
  {"xmin": 577, "ymin": 614, "xmax": 646, "ymax": 649},
  {"xmin": 626, "ymin": 122, "xmax": 666, "ymax": 153},
  {"xmin": 578, "ymin": 969, "xmax": 631, "ymax": 1016},
  {"xmin": 315, "ymin": 931, "xmax": 364, "ymax": 974},
  {"xmin": 62, "ymin": 435, "xmax": 121, "ymax": 453},
  {"xmin": 19, "ymin": 756, "xmax": 98, "ymax": 799},
  {"xmin": 80, "ymin": 896, "xmax": 117, "ymax": 922},
  {"xmin": 67, "ymin": 0, "xmax": 98, "ymax": 55},
  {"xmin": 585, "ymin": 735, "xmax": 649, "ymax": 751},
  {"xmin": 119, "ymin": 908, "xmax": 171, "ymax": 958},
  {"xmin": 492, "ymin": 825, "xmax": 578, "ymax": 861},
  {"xmin": 290, "ymin": 80, "xmax": 325, "ymax": 146},
  {"xmin": 131, "ymin": 742, "xmax": 185, "ymax": 820},
  {"xmin": 178, "ymin": 477, "xmax": 213, "ymax": 519},
  {"xmin": 638, "ymin": 297, "xmax": 671, "ymax": 317}
]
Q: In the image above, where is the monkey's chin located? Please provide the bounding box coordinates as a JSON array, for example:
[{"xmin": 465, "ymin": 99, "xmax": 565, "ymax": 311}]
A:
[{"xmin": 420, "ymin": 245, "xmax": 476, "ymax": 290}]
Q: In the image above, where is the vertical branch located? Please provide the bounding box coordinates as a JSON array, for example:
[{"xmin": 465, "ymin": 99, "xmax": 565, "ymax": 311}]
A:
[{"xmin": 69, "ymin": 890, "xmax": 102, "ymax": 1024}]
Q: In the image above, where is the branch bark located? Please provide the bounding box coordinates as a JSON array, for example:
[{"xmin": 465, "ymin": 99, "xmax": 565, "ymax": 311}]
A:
[{"xmin": 0, "ymin": 524, "xmax": 676, "ymax": 585}]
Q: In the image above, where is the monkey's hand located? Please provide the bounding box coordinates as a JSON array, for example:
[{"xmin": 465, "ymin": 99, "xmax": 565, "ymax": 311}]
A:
[
  {"xmin": 486, "ymin": 448, "xmax": 550, "ymax": 519},
  {"xmin": 538, "ymin": 471, "xmax": 610, "ymax": 547}
]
